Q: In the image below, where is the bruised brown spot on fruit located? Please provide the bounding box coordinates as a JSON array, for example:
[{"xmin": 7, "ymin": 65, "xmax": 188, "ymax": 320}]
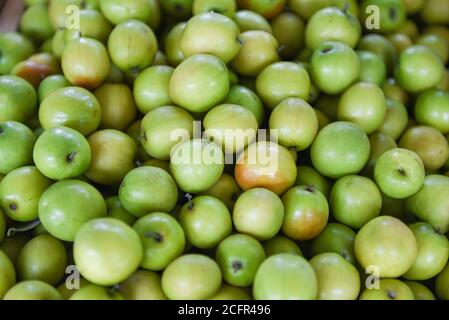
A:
[
  {"xmin": 66, "ymin": 152, "xmax": 77, "ymax": 163},
  {"xmin": 387, "ymin": 290, "xmax": 397, "ymax": 299},
  {"xmin": 9, "ymin": 203, "xmax": 17, "ymax": 211},
  {"xmin": 232, "ymin": 261, "xmax": 243, "ymax": 272}
]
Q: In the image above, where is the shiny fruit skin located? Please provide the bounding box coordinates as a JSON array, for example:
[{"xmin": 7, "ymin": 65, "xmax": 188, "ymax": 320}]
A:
[
  {"xmin": 253, "ymin": 253, "xmax": 317, "ymax": 300},
  {"xmin": 0, "ymin": 166, "xmax": 52, "ymax": 222},
  {"xmin": 354, "ymin": 216, "xmax": 418, "ymax": 278},
  {"xmin": 39, "ymin": 87, "xmax": 101, "ymax": 136},
  {"xmin": 216, "ymin": 234, "xmax": 266, "ymax": 287},
  {"xmin": 170, "ymin": 139, "xmax": 224, "ymax": 193},
  {"xmin": 310, "ymin": 253, "xmax": 361, "ymax": 300},
  {"xmin": 70, "ymin": 284, "xmax": 124, "ymax": 300},
  {"xmin": 282, "ymin": 186, "xmax": 329, "ymax": 241},
  {"xmin": 119, "ymin": 270, "xmax": 167, "ymax": 300},
  {"xmin": 38, "ymin": 180, "xmax": 107, "ymax": 242},
  {"xmin": 33, "ymin": 126, "xmax": 92, "ymax": 181},
  {"xmin": 179, "ymin": 196, "xmax": 232, "ymax": 249},
  {"xmin": 0, "ymin": 121, "xmax": 35, "ymax": 175},
  {"xmin": 0, "ymin": 250, "xmax": 16, "ymax": 299},
  {"xmin": 311, "ymin": 122, "xmax": 370, "ymax": 179},
  {"xmin": 233, "ymin": 188, "xmax": 284, "ymax": 241},
  {"xmin": 0, "ymin": 33, "xmax": 35, "ymax": 76},
  {"xmin": 235, "ymin": 141, "xmax": 297, "ymax": 195},
  {"xmin": 359, "ymin": 279, "xmax": 414, "ymax": 300},
  {"xmin": 415, "ymin": 89, "xmax": 449, "ymax": 134},
  {"xmin": 180, "ymin": 12, "xmax": 241, "ymax": 63},
  {"xmin": 74, "ymin": 218, "xmax": 143, "ymax": 286},
  {"xmin": 3, "ymin": 280, "xmax": 62, "ymax": 300},
  {"xmin": 62, "ymin": 38, "xmax": 110, "ymax": 90},
  {"xmin": 330, "ymin": 175, "xmax": 382, "ymax": 229},
  {"xmin": 436, "ymin": 263, "xmax": 449, "ymax": 300},
  {"xmin": 85, "ymin": 129, "xmax": 136, "ymax": 185},
  {"xmin": 162, "ymin": 254, "xmax": 222, "ymax": 300},
  {"xmin": 17, "ymin": 234, "xmax": 67, "ymax": 285},
  {"xmin": 403, "ymin": 222, "xmax": 449, "ymax": 281},
  {"xmin": 0, "ymin": 76, "xmax": 37, "ymax": 123},
  {"xmin": 169, "ymin": 54, "xmax": 229, "ymax": 113},
  {"xmin": 133, "ymin": 212, "xmax": 185, "ymax": 271},
  {"xmin": 119, "ymin": 166, "xmax": 179, "ymax": 218}
]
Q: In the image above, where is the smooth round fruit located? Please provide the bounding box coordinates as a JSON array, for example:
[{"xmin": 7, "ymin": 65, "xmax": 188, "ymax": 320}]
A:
[
  {"xmin": 0, "ymin": 121, "xmax": 35, "ymax": 175},
  {"xmin": 305, "ymin": 7, "xmax": 361, "ymax": 50},
  {"xmin": 119, "ymin": 270, "xmax": 167, "ymax": 300},
  {"xmin": 210, "ymin": 284, "xmax": 252, "ymax": 300},
  {"xmin": 235, "ymin": 141, "xmax": 297, "ymax": 195},
  {"xmin": 224, "ymin": 85, "xmax": 265, "ymax": 126},
  {"xmin": 354, "ymin": 216, "xmax": 418, "ymax": 278},
  {"xmin": 165, "ymin": 22, "xmax": 186, "ymax": 67},
  {"xmin": 310, "ymin": 253, "xmax": 360, "ymax": 300},
  {"xmin": 331, "ymin": 175, "xmax": 382, "ymax": 229},
  {"xmin": 399, "ymin": 126, "xmax": 449, "ymax": 171},
  {"xmin": 162, "ymin": 254, "xmax": 222, "ymax": 300},
  {"xmin": 296, "ymin": 165, "xmax": 331, "ymax": 197},
  {"xmin": 108, "ymin": 19, "xmax": 158, "ymax": 73},
  {"xmin": 170, "ymin": 139, "xmax": 224, "ymax": 193},
  {"xmin": 359, "ymin": 279, "xmax": 414, "ymax": 300},
  {"xmin": 253, "ymin": 254, "xmax": 317, "ymax": 300},
  {"xmin": 256, "ymin": 62, "xmax": 310, "ymax": 110},
  {"xmin": 62, "ymin": 37, "xmax": 110, "ymax": 90},
  {"xmin": 193, "ymin": 0, "xmax": 236, "ymax": 17},
  {"xmin": 231, "ymin": 31, "xmax": 279, "ymax": 77},
  {"xmin": 395, "ymin": 45, "xmax": 444, "ymax": 93},
  {"xmin": 338, "ymin": 82, "xmax": 387, "ymax": 134},
  {"xmin": 263, "ymin": 235, "xmax": 303, "ymax": 257},
  {"xmin": 39, "ymin": 180, "xmax": 107, "ymax": 242},
  {"xmin": 374, "ymin": 148, "xmax": 425, "ymax": 199},
  {"xmin": 3, "ymin": 280, "xmax": 62, "ymax": 300},
  {"xmin": 415, "ymin": 89, "xmax": 449, "ymax": 134},
  {"xmin": 310, "ymin": 223, "xmax": 357, "ymax": 264},
  {"xmin": 0, "ymin": 33, "xmax": 35, "ymax": 76},
  {"xmin": 237, "ymin": 0, "xmax": 285, "ymax": 19},
  {"xmin": 271, "ymin": 12, "xmax": 304, "ymax": 59},
  {"xmin": 39, "ymin": 87, "xmax": 101, "ymax": 136},
  {"xmin": 0, "ymin": 76, "xmax": 37, "ymax": 122},
  {"xmin": 133, "ymin": 66, "xmax": 174, "ymax": 114},
  {"xmin": 310, "ymin": 41, "xmax": 361, "ymax": 95},
  {"xmin": 170, "ymin": 54, "xmax": 229, "ymax": 113},
  {"xmin": 179, "ymin": 196, "xmax": 232, "ymax": 249},
  {"xmin": 99, "ymin": 0, "xmax": 155, "ymax": 25},
  {"xmin": 269, "ymin": 98, "xmax": 318, "ymax": 151},
  {"xmin": 17, "ymin": 234, "xmax": 67, "ymax": 285},
  {"xmin": 406, "ymin": 175, "xmax": 449, "ymax": 234},
  {"xmin": 357, "ymin": 34, "xmax": 397, "ymax": 74},
  {"xmin": 204, "ymin": 104, "xmax": 258, "ymax": 154},
  {"xmin": 133, "ymin": 212, "xmax": 185, "ymax": 271},
  {"xmin": 181, "ymin": 12, "xmax": 241, "ymax": 63},
  {"xmin": 311, "ymin": 122, "xmax": 370, "ymax": 179},
  {"xmin": 282, "ymin": 186, "xmax": 329, "ymax": 240},
  {"xmin": 358, "ymin": 50, "xmax": 387, "ymax": 86},
  {"xmin": 0, "ymin": 166, "xmax": 52, "ymax": 222},
  {"xmin": 92, "ymin": 83, "xmax": 135, "ymax": 130},
  {"xmin": 119, "ymin": 166, "xmax": 179, "ymax": 218},
  {"xmin": 379, "ymin": 99, "xmax": 409, "ymax": 140},
  {"xmin": 0, "ymin": 250, "xmax": 15, "ymax": 299},
  {"xmin": 233, "ymin": 188, "xmax": 284, "ymax": 241},
  {"xmin": 216, "ymin": 234, "xmax": 266, "ymax": 287},
  {"xmin": 74, "ymin": 218, "xmax": 143, "ymax": 286},
  {"xmin": 33, "ymin": 126, "xmax": 91, "ymax": 180},
  {"xmin": 403, "ymin": 222, "xmax": 449, "ymax": 281}
]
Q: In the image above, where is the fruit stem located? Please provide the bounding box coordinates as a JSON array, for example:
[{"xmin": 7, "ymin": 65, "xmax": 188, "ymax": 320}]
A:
[
  {"xmin": 342, "ymin": 2, "xmax": 350, "ymax": 15},
  {"xmin": 7, "ymin": 219, "xmax": 41, "ymax": 237},
  {"xmin": 185, "ymin": 193, "xmax": 194, "ymax": 210}
]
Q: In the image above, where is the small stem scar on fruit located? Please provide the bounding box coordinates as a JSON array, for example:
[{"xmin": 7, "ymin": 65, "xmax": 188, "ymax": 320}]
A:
[
  {"xmin": 7, "ymin": 219, "xmax": 41, "ymax": 237},
  {"xmin": 185, "ymin": 193, "xmax": 194, "ymax": 210}
]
